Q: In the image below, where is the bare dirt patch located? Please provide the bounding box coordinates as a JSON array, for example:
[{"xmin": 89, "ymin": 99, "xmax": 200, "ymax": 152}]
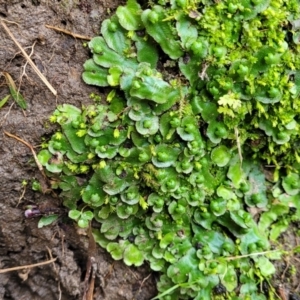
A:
[
  {"xmin": 2, "ymin": 1, "xmax": 300, "ymax": 300},
  {"xmin": 0, "ymin": 1, "xmax": 156, "ymax": 299}
]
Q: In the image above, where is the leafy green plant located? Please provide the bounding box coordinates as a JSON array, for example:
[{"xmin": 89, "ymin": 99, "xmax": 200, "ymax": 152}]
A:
[{"xmin": 36, "ymin": 0, "xmax": 300, "ymax": 299}]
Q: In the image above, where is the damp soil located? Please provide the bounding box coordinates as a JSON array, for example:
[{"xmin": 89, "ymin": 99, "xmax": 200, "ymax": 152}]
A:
[
  {"xmin": 1, "ymin": 1, "xmax": 300, "ymax": 300},
  {"xmin": 0, "ymin": 1, "xmax": 156, "ymax": 299}
]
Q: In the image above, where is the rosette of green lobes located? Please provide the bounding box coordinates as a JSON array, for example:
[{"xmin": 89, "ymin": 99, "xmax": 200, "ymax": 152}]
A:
[
  {"xmin": 69, "ymin": 209, "xmax": 94, "ymax": 228},
  {"xmin": 127, "ymin": 97, "xmax": 151, "ymax": 121},
  {"xmin": 95, "ymin": 144, "xmax": 118, "ymax": 159},
  {"xmin": 116, "ymin": 202, "xmax": 139, "ymax": 219},
  {"xmin": 166, "ymin": 248, "xmax": 200, "ymax": 285},
  {"xmin": 86, "ymin": 106, "xmax": 120, "ymax": 136},
  {"xmin": 211, "ymin": 145, "xmax": 231, "ymax": 167},
  {"xmin": 141, "ymin": 6, "xmax": 183, "ymax": 60},
  {"xmin": 148, "ymin": 193, "xmax": 165, "ymax": 212},
  {"xmin": 51, "ymin": 103, "xmax": 82, "ymax": 125},
  {"xmin": 254, "ymin": 85, "xmax": 282, "ymax": 104},
  {"xmin": 290, "ymin": 71, "xmax": 300, "ymax": 98},
  {"xmin": 129, "ymin": 65, "xmax": 181, "ymax": 105},
  {"xmin": 57, "ymin": 175, "xmax": 85, "ymax": 208},
  {"xmin": 258, "ymin": 119, "xmax": 292, "ymax": 145},
  {"xmin": 238, "ymin": 0, "xmax": 270, "ymax": 20},
  {"xmin": 228, "ymin": 59, "xmax": 252, "ymax": 82},
  {"xmin": 98, "ymin": 213, "xmax": 140, "ymax": 240},
  {"xmin": 124, "ymin": 243, "xmax": 144, "ymax": 267},
  {"xmin": 282, "ymin": 173, "xmax": 300, "ymax": 195},
  {"xmin": 82, "ymin": 59, "xmax": 109, "ymax": 87},
  {"xmin": 88, "ymin": 36, "xmax": 137, "ymax": 70},
  {"xmin": 38, "ymin": 149, "xmax": 64, "ymax": 173},
  {"xmin": 107, "ymin": 240, "xmax": 144, "ymax": 267},
  {"xmin": 207, "ymin": 121, "xmax": 229, "ymax": 144},
  {"xmin": 175, "ymin": 157, "xmax": 194, "ymax": 174},
  {"xmin": 186, "ymin": 139, "xmax": 205, "ymax": 158},
  {"xmin": 244, "ymin": 164, "xmax": 268, "ymax": 208},
  {"xmin": 121, "ymin": 186, "xmax": 140, "ymax": 205},
  {"xmin": 188, "ymin": 189, "xmax": 206, "ymax": 206},
  {"xmin": 145, "ymin": 212, "xmax": 165, "ymax": 232},
  {"xmin": 175, "ymin": 13, "xmax": 198, "ymax": 50},
  {"xmin": 188, "ymin": 170, "xmax": 205, "ymax": 187},
  {"xmin": 116, "ymin": 0, "xmax": 143, "ymax": 31},
  {"xmin": 193, "ymin": 207, "xmax": 217, "ymax": 230},
  {"xmin": 161, "ymin": 175, "xmax": 180, "ymax": 193},
  {"xmin": 179, "ymin": 52, "xmax": 202, "ymax": 87},
  {"xmin": 152, "ymin": 144, "xmax": 181, "ymax": 168},
  {"xmin": 159, "ymin": 111, "xmax": 183, "ymax": 141},
  {"xmin": 210, "ymin": 198, "xmax": 227, "ymax": 216},
  {"xmin": 135, "ymin": 114, "xmax": 159, "ymax": 135},
  {"xmin": 100, "ymin": 15, "xmax": 130, "ymax": 54},
  {"xmin": 82, "ymin": 172, "xmax": 106, "ymax": 207},
  {"xmin": 168, "ymin": 199, "xmax": 188, "ymax": 221},
  {"xmin": 251, "ymin": 46, "xmax": 283, "ymax": 75},
  {"xmin": 87, "ymin": 125, "xmax": 127, "ymax": 149},
  {"xmin": 95, "ymin": 165, "xmax": 130, "ymax": 196},
  {"xmin": 177, "ymin": 115, "xmax": 201, "ymax": 142}
]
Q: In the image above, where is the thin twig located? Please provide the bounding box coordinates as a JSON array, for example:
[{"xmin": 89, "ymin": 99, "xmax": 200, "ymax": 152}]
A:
[
  {"xmin": 46, "ymin": 246, "xmax": 62, "ymax": 300},
  {"xmin": 277, "ymin": 284, "xmax": 289, "ymax": 300},
  {"xmin": 138, "ymin": 273, "xmax": 152, "ymax": 294},
  {"xmin": 58, "ymin": 282, "xmax": 62, "ymax": 300},
  {"xmin": 45, "ymin": 24, "xmax": 92, "ymax": 40},
  {"xmin": 1, "ymin": 20, "xmax": 57, "ymax": 95},
  {"xmin": 198, "ymin": 62, "xmax": 209, "ymax": 81},
  {"xmin": 234, "ymin": 126, "xmax": 243, "ymax": 165},
  {"xmin": 46, "ymin": 246, "xmax": 57, "ymax": 272},
  {"xmin": 0, "ymin": 102, "xmax": 15, "ymax": 127},
  {"xmin": 0, "ymin": 258, "xmax": 57, "ymax": 273},
  {"xmin": 82, "ymin": 225, "xmax": 97, "ymax": 300},
  {"xmin": 0, "ymin": 18, "xmax": 20, "ymax": 27},
  {"xmin": 127, "ymin": 267, "xmax": 139, "ymax": 280},
  {"xmin": 281, "ymin": 258, "xmax": 290, "ymax": 281},
  {"xmin": 19, "ymin": 40, "xmax": 37, "ymax": 91},
  {"xmin": 221, "ymin": 249, "xmax": 281, "ymax": 261},
  {"xmin": 4, "ymin": 131, "xmax": 45, "ymax": 175},
  {"xmin": 16, "ymin": 185, "xmax": 26, "ymax": 207}
]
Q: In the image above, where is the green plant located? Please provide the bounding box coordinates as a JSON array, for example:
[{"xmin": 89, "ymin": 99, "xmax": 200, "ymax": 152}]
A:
[{"xmin": 37, "ymin": 0, "xmax": 300, "ymax": 299}]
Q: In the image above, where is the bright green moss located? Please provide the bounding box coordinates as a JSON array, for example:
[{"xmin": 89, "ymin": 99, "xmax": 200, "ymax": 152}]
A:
[{"xmin": 37, "ymin": 1, "xmax": 300, "ymax": 299}]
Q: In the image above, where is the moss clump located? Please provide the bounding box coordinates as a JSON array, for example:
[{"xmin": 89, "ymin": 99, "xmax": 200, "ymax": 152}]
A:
[{"xmin": 38, "ymin": 0, "xmax": 300, "ymax": 299}]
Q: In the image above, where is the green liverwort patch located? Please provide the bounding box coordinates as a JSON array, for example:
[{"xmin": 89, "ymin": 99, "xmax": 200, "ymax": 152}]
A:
[{"xmin": 36, "ymin": 0, "xmax": 300, "ymax": 299}]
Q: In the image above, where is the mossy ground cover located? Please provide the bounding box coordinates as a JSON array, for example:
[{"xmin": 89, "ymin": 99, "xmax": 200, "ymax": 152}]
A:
[{"xmin": 37, "ymin": 0, "xmax": 300, "ymax": 299}]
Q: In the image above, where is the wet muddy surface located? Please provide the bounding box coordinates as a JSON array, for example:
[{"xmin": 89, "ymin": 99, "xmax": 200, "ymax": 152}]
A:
[{"xmin": 0, "ymin": 1, "xmax": 156, "ymax": 299}]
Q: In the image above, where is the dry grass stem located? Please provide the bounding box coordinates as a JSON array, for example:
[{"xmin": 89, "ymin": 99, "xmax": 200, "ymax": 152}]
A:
[
  {"xmin": 234, "ymin": 126, "xmax": 243, "ymax": 165},
  {"xmin": 19, "ymin": 40, "xmax": 37, "ymax": 89},
  {"xmin": 0, "ymin": 102, "xmax": 14, "ymax": 127},
  {"xmin": 16, "ymin": 185, "xmax": 26, "ymax": 207},
  {"xmin": 45, "ymin": 24, "xmax": 92, "ymax": 40},
  {"xmin": 4, "ymin": 131, "xmax": 45, "ymax": 176},
  {"xmin": 1, "ymin": 20, "xmax": 57, "ymax": 95},
  {"xmin": 0, "ymin": 258, "xmax": 57, "ymax": 274}
]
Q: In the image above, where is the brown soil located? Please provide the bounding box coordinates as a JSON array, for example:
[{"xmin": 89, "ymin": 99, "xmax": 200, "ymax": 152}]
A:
[
  {"xmin": 1, "ymin": 1, "xmax": 300, "ymax": 300},
  {"xmin": 0, "ymin": 1, "xmax": 156, "ymax": 299}
]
